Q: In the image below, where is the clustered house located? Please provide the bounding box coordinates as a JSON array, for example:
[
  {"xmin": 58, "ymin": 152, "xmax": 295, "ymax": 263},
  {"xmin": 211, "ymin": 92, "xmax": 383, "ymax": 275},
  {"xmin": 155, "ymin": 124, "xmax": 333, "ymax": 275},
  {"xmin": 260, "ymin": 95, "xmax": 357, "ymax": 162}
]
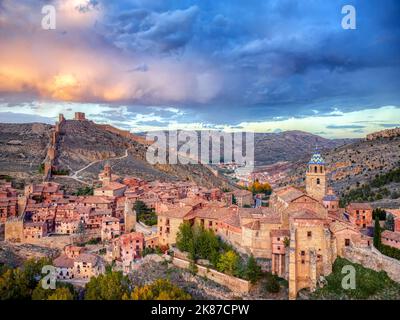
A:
[
  {"xmin": 53, "ymin": 245, "xmax": 103, "ymax": 280},
  {"xmin": 155, "ymin": 151, "xmax": 375, "ymax": 299},
  {"xmin": 2, "ymin": 118, "xmax": 395, "ymax": 298}
]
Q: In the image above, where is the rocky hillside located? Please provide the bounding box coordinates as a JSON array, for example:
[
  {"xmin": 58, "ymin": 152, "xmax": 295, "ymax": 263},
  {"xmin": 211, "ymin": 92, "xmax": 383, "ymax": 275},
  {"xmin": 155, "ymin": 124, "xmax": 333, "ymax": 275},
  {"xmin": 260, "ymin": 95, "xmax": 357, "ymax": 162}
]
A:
[
  {"xmin": 280, "ymin": 131, "xmax": 400, "ymax": 207},
  {"xmin": 254, "ymin": 131, "xmax": 354, "ymax": 166},
  {"xmin": 0, "ymin": 120, "xmax": 232, "ymax": 190},
  {"xmin": 0, "ymin": 123, "xmax": 51, "ymax": 182}
]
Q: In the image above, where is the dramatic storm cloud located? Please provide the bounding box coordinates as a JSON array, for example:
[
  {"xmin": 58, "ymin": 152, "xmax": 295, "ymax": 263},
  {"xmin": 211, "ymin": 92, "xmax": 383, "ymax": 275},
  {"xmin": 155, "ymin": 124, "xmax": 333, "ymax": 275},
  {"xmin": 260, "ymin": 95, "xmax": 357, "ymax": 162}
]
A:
[{"xmin": 0, "ymin": 0, "xmax": 399, "ymax": 137}]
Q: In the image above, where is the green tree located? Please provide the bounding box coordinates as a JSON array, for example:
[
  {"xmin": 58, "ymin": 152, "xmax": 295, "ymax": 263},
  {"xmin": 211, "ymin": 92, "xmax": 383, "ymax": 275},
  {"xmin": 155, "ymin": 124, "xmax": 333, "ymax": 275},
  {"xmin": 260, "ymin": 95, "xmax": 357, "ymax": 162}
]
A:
[
  {"xmin": 265, "ymin": 273, "xmax": 280, "ymax": 293},
  {"xmin": 373, "ymin": 208, "xmax": 387, "ymax": 221},
  {"xmin": 194, "ymin": 225, "xmax": 219, "ymax": 264},
  {"xmin": 385, "ymin": 213, "xmax": 395, "ymax": 231},
  {"xmin": 74, "ymin": 186, "xmax": 94, "ymax": 196},
  {"xmin": 134, "ymin": 200, "xmax": 150, "ymax": 215},
  {"xmin": 47, "ymin": 287, "xmax": 74, "ymax": 300},
  {"xmin": 38, "ymin": 163, "xmax": 45, "ymax": 174},
  {"xmin": 217, "ymin": 250, "xmax": 239, "ymax": 276},
  {"xmin": 31, "ymin": 281, "xmax": 51, "ymax": 300},
  {"xmin": 0, "ymin": 269, "xmax": 30, "ymax": 300},
  {"xmin": 134, "ymin": 200, "xmax": 157, "ymax": 226},
  {"xmin": 125, "ymin": 279, "xmax": 191, "ymax": 300},
  {"xmin": 232, "ymin": 195, "xmax": 237, "ymax": 205},
  {"xmin": 176, "ymin": 222, "xmax": 193, "ymax": 253},
  {"xmin": 374, "ymin": 215, "xmax": 382, "ymax": 249},
  {"xmin": 84, "ymin": 271, "xmax": 131, "ymax": 300},
  {"xmin": 245, "ymin": 255, "xmax": 262, "ymax": 284}
]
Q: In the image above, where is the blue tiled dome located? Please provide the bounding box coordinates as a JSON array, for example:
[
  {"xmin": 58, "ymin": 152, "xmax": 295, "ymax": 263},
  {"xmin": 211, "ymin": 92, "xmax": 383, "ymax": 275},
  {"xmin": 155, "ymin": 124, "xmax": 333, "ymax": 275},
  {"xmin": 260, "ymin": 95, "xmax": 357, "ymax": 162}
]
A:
[{"xmin": 308, "ymin": 152, "xmax": 325, "ymax": 165}]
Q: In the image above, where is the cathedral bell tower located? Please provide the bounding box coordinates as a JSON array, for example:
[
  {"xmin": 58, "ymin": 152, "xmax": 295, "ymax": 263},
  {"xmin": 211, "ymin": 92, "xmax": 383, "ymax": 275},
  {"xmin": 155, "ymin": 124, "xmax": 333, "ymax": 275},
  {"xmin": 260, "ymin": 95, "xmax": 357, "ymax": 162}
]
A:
[{"xmin": 305, "ymin": 150, "xmax": 327, "ymax": 201}]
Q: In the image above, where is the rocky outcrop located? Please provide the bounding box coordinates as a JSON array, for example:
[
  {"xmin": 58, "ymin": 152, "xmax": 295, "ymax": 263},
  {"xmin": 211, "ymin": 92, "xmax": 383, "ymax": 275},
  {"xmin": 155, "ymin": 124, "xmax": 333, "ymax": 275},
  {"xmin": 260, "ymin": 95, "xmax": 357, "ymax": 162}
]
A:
[
  {"xmin": 366, "ymin": 128, "xmax": 400, "ymax": 141},
  {"xmin": 281, "ymin": 133, "xmax": 400, "ymax": 204},
  {"xmin": 0, "ymin": 123, "xmax": 51, "ymax": 177}
]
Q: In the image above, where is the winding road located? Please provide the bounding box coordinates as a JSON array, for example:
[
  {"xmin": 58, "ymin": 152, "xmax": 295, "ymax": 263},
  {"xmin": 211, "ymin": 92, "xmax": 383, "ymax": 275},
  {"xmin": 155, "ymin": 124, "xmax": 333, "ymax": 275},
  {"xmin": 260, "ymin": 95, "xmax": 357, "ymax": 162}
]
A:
[{"xmin": 62, "ymin": 147, "xmax": 132, "ymax": 185}]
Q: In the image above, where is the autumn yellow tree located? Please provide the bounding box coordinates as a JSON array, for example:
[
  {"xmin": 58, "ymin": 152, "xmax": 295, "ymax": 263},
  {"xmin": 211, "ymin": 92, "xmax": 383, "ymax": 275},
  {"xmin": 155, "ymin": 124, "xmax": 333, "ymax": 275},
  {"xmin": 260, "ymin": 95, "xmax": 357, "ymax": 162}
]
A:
[
  {"xmin": 124, "ymin": 279, "xmax": 191, "ymax": 300},
  {"xmin": 248, "ymin": 180, "xmax": 272, "ymax": 195}
]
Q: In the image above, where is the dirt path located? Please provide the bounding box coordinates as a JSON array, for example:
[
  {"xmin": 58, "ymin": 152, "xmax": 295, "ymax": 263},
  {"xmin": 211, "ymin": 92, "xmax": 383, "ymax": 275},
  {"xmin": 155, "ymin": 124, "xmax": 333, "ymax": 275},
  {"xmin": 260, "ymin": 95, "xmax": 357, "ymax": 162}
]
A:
[{"xmin": 64, "ymin": 147, "xmax": 131, "ymax": 184}]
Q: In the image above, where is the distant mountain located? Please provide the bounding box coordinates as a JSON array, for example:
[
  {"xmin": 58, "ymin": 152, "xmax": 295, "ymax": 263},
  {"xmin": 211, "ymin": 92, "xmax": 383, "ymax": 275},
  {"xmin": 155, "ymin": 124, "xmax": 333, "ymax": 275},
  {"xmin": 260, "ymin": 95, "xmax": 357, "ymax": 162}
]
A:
[{"xmin": 254, "ymin": 130, "xmax": 356, "ymax": 166}]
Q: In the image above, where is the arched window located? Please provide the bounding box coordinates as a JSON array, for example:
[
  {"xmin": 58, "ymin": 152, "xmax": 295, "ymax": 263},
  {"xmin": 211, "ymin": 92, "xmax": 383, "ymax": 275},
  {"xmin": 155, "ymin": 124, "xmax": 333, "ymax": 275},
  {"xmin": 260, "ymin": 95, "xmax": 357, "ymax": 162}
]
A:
[
  {"xmin": 317, "ymin": 178, "xmax": 320, "ymax": 185},
  {"xmin": 314, "ymin": 166, "xmax": 317, "ymax": 173},
  {"xmin": 320, "ymin": 166, "xmax": 323, "ymax": 173}
]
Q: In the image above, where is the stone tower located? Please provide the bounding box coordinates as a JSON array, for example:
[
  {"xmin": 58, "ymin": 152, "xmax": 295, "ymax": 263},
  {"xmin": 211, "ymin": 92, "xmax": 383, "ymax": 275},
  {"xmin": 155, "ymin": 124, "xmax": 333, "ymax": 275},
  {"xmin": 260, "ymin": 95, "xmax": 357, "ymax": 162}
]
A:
[
  {"xmin": 124, "ymin": 198, "xmax": 136, "ymax": 233},
  {"xmin": 305, "ymin": 150, "xmax": 327, "ymax": 201},
  {"xmin": 102, "ymin": 163, "xmax": 112, "ymax": 186}
]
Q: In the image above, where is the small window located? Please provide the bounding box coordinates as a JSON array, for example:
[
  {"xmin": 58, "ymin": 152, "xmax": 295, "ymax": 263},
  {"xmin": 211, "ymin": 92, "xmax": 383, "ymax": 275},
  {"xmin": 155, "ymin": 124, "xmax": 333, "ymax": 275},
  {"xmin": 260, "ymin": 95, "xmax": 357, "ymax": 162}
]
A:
[
  {"xmin": 301, "ymin": 251, "xmax": 305, "ymax": 256},
  {"xmin": 301, "ymin": 259, "xmax": 305, "ymax": 264},
  {"xmin": 307, "ymin": 231, "xmax": 312, "ymax": 238},
  {"xmin": 316, "ymin": 178, "xmax": 320, "ymax": 185},
  {"xmin": 345, "ymin": 239, "xmax": 350, "ymax": 246}
]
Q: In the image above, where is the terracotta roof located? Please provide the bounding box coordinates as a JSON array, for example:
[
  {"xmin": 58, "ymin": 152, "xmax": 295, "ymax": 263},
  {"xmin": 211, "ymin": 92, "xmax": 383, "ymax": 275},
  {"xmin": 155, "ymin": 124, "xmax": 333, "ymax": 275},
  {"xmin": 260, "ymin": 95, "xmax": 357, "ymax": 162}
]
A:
[
  {"xmin": 220, "ymin": 211, "xmax": 241, "ymax": 228},
  {"xmin": 102, "ymin": 216, "xmax": 119, "ymax": 223},
  {"xmin": 119, "ymin": 232, "xmax": 144, "ymax": 245},
  {"xmin": 274, "ymin": 186, "xmax": 305, "ymax": 203},
  {"xmin": 75, "ymin": 253, "xmax": 99, "ymax": 265},
  {"xmin": 291, "ymin": 209, "xmax": 325, "ymax": 220},
  {"xmin": 65, "ymin": 245, "xmax": 84, "ymax": 253},
  {"xmin": 81, "ymin": 196, "xmax": 113, "ymax": 204},
  {"xmin": 184, "ymin": 205, "xmax": 237, "ymax": 220},
  {"xmin": 178, "ymin": 197, "xmax": 204, "ymax": 207},
  {"xmin": 270, "ymin": 229, "xmax": 290, "ymax": 237},
  {"xmin": 347, "ymin": 203, "xmax": 373, "ymax": 210},
  {"xmin": 42, "ymin": 182, "xmax": 61, "ymax": 193},
  {"xmin": 158, "ymin": 205, "xmax": 193, "ymax": 218},
  {"xmin": 233, "ymin": 189, "xmax": 252, "ymax": 197},
  {"xmin": 382, "ymin": 230, "xmax": 400, "ymax": 242},
  {"xmin": 242, "ymin": 220, "xmax": 260, "ymax": 230},
  {"xmin": 53, "ymin": 254, "xmax": 74, "ymax": 268},
  {"xmin": 238, "ymin": 207, "xmax": 264, "ymax": 218},
  {"xmin": 329, "ymin": 220, "xmax": 359, "ymax": 234},
  {"xmin": 96, "ymin": 182, "xmax": 127, "ymax": 191},
  {"xmin": 260, "ymin": 211, "xmax": 282, "ymax": 224}
]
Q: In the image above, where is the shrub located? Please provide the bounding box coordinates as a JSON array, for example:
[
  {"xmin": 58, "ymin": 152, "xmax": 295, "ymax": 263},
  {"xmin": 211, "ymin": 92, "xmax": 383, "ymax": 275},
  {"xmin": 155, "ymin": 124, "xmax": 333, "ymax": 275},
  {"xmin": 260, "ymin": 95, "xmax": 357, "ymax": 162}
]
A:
[{"xmin": 265, "ymin": 273, "xmax": 280, "ymax": 293}]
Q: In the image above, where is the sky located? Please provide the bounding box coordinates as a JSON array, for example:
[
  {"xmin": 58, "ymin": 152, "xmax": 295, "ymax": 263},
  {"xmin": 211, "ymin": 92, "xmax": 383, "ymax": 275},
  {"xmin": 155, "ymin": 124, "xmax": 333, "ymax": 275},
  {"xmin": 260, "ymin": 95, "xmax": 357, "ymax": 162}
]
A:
[{"xmin": 0, "ymin": 0, "xmax": 399, "ymax": 138}]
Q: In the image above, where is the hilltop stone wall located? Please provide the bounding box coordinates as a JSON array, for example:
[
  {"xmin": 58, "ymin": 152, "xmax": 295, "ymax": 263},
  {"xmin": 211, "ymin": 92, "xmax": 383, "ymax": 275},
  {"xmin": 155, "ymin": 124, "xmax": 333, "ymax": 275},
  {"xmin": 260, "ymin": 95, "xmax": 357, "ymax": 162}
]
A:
[
  {"xmin": 171, "ymin": 256, "xmax": 252, "ymax": 294},
  {"xmin": 343, "ymin": 246, "xmax": 400, "ymax": 283}
]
